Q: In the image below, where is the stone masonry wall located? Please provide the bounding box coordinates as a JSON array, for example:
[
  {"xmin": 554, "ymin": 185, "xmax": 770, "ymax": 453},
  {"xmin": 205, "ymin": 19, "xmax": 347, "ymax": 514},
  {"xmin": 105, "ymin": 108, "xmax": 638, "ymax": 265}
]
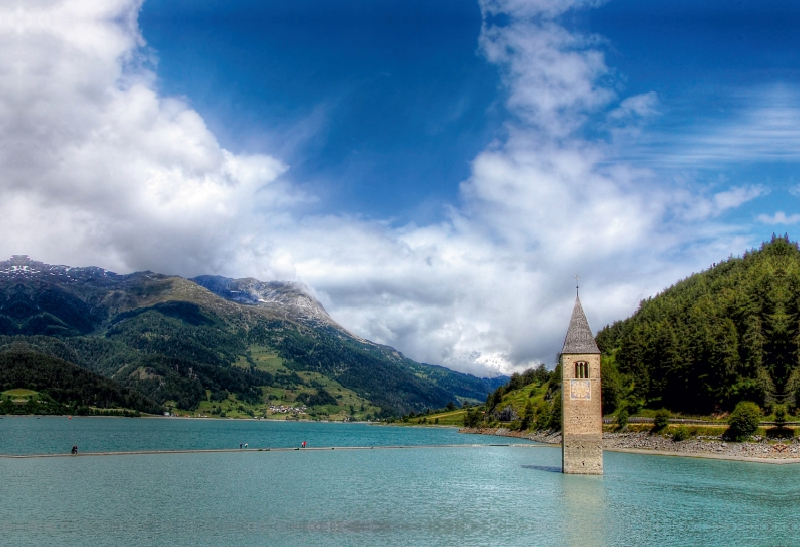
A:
[{"xmin": 562, "ymin": 353, "xmax": 603, "ymax": 474}]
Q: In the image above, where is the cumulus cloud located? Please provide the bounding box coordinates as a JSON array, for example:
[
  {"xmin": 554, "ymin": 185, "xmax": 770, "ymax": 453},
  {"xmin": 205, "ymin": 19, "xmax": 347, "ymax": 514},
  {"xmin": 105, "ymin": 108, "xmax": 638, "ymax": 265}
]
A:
[
  {"xmin": 0, "ymin": 0, "xmax": 766, "ymax": 376},
  {"xmin": 479, "ymin": 6, "xmax": 614, "ymax": 138},
  {"xmin": 0, "ymin": 0, "xmax": 298, "ymax": 277},
  {"xmin": 757, "ymin": 212, "xmax": 800, "ymax": 225}
]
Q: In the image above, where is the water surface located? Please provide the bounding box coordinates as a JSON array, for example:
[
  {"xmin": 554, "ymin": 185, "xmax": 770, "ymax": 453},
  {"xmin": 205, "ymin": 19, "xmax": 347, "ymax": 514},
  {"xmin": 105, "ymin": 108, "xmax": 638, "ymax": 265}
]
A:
[
  {"xmin": 1, "ymin": 418, "xmax": 796, "ymax": 546},
  {"xmin": 0, "ymin": 416, "xmax": 516, "ymax": 455}
]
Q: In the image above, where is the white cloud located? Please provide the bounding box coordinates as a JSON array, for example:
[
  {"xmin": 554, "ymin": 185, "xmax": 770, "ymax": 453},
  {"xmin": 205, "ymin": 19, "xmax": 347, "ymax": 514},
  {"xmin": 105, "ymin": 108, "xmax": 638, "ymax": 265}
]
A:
[
  {"xmin": 479, "ymin": 13, "xmax": 614, "ymax": 138},
  {"xmin": 608, "ymin": 92, "xmax": 659, "ymax": 121},
  {"xmin": 622, "ymin": 88, "xmax": 800, "ymax": 168},
  {"xmin": 675, "ymin": 185, "xmax": 769, "ymax": 222},
  {"xmin": 0, "ymin": 0, "xmax": 299, "ymax": 277},
  {"xmin": 757, "ymin": 212, "xmax": 800, "ymax": 225},
  {"xmin": 0, "ymin": 0, "xmax": 767, "ymax": 376}
]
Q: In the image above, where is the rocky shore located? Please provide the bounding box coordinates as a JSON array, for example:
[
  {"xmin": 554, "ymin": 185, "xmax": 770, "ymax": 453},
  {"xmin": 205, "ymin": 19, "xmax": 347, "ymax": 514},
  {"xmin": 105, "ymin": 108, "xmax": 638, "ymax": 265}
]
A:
[{"xmin": 459, "ymin": 427, "xmax": 800, "ymax": 462}]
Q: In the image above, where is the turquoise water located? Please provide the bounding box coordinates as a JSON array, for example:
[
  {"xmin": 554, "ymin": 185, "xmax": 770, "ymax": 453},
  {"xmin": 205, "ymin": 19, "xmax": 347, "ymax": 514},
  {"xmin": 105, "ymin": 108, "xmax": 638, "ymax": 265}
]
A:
[
  {"xmin": 1, "ymin": 418, "xmax": 797, "ymax": 546},
  {"xmin": 0, "ymin": 417, "xmax": 524, "ymax": 455}
]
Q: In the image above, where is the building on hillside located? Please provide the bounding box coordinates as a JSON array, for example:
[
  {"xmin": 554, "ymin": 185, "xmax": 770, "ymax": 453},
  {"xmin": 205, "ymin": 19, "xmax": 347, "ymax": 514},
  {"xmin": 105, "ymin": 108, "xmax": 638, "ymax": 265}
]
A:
[{"xmin": 560, "ymin": 291, "xmax": 603, "ymax": 475}]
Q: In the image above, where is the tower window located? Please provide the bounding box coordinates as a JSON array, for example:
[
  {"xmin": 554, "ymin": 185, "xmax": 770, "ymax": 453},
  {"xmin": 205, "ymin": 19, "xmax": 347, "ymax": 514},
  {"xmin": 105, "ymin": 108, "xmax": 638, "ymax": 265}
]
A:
[{"xmin": 574, "ymin": 361, "xmax": 589, "ymax": 379}]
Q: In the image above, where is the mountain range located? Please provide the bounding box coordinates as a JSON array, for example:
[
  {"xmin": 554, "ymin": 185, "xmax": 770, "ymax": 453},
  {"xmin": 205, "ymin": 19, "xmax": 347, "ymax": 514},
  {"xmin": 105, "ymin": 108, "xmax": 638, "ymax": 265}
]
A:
[{"xmin": 0, "ymin": 256, "xmax": 502, "ymax": 416}]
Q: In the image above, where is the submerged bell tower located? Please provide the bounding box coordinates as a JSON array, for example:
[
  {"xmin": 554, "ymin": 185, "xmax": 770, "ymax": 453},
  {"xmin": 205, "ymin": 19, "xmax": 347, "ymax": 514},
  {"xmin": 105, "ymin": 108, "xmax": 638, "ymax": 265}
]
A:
[{"xmin": 560, "ymin": 285, "xmax": 603, "ymax": 475}]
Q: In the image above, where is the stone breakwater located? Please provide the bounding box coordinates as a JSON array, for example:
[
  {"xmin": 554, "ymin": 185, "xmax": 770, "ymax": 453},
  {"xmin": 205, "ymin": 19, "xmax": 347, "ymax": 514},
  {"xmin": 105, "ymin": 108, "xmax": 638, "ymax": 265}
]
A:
[{"xmin": 459, "ymin": 428, "xmax": 800, "ymax": 460}]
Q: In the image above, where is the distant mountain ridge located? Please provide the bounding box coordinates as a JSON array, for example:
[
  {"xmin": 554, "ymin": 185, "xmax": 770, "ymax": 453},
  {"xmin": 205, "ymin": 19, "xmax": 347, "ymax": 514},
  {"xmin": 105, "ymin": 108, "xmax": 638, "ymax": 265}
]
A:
[
  {"xmin": 192, "ymin": 274, "xmax": 346, "ymax": 333},
  {"xmin": 0, "ymin": 256, "xmax": 498, "ymax": 416}
]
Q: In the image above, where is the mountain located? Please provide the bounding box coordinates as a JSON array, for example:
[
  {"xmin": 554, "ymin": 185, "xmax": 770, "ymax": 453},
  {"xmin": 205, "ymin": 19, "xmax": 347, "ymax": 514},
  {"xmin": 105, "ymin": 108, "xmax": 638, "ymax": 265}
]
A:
[
  {"xmin": 596, "ymin": 235, "xmax": 800, "ymax": 414},
  {"xmin": 0, "ymin": 345, "xmax": 160, "ymax": 415},
  {"xmin": 191, "ymin": 275, "xmax": 340, "ymax": 331},
  {"xmin": 0, "ymin": 255, "xmax": 497, "ymax": 416}
]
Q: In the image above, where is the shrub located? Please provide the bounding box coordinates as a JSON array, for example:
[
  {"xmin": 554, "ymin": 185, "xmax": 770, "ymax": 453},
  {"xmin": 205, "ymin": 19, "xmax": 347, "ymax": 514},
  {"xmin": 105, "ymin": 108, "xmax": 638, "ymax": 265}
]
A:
[
  {"xmin": 520, "ymin": 401, "xmax": 535, "ymax": 430},
  {"xmin": 766, "ymin": 404, "xmax": 793, "ymax": 438},
  {"xmin": 726, "ymin": 401, "xmax": 761, "ymax": 441},
  {"xmin": 533, "ymin": 400, "xmax": 550, "ymax": 430},
  {"xmin": 463, "ymin": 407, "xmax": 482, "ymax": 428},
  {"xmin": 616, "ymin": 409, "xmax": 629, "ymax": 429},
  {"xmin": 626, "ymin": 401, "xmax": 642, "ymax": 415},
  {"xmin": 548, "ymin": 391, "xmax": 562, "ymax": 430},
  {"xmin": 774, "ymin": 405, "xmax": 787, "ymax": 428},
  {"xmin": 672, "ymin": 426, "xmax": 689, "ymax": 442},
  {"xmin": 653, "ymin": 409, "xmax": 670, "ymax": 431}
]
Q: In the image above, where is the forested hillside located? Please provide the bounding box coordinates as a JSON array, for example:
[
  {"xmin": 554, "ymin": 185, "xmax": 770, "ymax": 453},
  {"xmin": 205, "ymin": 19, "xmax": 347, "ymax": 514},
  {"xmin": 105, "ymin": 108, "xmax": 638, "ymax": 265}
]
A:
[
  {"xmin": 597, "ymin": 235, "xmax": 800, "ymax": 414},
  {"xmin": 0, "ymin": 256, "xmax": 496, "ymax": 416},
  {"xmin": 0, "ymin": 345, "xmax": 160, "ymax": 414}
]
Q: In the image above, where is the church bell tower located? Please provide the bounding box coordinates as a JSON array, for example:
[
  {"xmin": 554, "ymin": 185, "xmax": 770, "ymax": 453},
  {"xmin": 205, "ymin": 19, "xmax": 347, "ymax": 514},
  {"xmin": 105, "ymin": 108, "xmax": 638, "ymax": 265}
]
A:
[{"xmin": 560, "ymin": 288, "xmax": 603, "ymax": 474}]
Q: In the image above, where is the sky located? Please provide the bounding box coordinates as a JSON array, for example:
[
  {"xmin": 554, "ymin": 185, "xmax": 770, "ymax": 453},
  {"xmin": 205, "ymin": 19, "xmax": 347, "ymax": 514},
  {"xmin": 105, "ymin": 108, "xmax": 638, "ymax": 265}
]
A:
[{"xmin": 2, "ymin": 0, "xmax": 800, "ymax": 376}]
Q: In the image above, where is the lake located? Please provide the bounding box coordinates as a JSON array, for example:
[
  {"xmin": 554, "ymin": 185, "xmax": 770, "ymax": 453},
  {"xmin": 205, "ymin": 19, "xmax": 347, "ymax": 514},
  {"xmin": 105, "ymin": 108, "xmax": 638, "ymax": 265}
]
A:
[{"xmin": 1, "ymin": 417, "xmax": 796, "ymax": 546}]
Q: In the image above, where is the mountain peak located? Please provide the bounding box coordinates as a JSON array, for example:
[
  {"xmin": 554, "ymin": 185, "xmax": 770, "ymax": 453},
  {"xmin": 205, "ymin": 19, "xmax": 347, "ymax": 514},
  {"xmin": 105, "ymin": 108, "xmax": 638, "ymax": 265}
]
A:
[
  {"xmin": 0, "ymin": 256, "xmax": 118, "ymax": 280},
  {"xmin": 191, "ymin": 274, "xmax": 337, "ymax": 330}
]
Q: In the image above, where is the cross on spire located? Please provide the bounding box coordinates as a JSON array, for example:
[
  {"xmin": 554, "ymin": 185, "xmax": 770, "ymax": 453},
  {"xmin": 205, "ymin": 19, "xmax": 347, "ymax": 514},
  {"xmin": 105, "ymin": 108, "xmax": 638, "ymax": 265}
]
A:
[{"xmin": 575, "ymin": 274, "xmax": 579, "ymax": 295}]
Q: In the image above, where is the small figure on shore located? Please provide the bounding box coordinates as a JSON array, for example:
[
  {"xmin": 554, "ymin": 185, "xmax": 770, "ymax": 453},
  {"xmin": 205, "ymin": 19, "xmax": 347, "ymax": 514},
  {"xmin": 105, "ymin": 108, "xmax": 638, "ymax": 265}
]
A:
[
  {"xmin": 244, "ymin": 443, "xmax": 248, "ymax": 449},
  {"xmin": 240, "ymin": 442, "xmax": 243, "ymax": 449},
  {"xmin": 71, "ymin": 445, "xmax": 78, "ymax": 454},
  {"xmin": 301, "ymin": 441, "xmax": 306, "ymax": 448}
]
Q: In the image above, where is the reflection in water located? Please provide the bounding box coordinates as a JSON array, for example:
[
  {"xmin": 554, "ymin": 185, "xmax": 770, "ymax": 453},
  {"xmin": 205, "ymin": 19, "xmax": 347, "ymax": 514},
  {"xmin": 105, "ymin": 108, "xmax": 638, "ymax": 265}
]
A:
[
  {"xmin": 563, "ymin": 474, "xmax": 605, "ymax": 547},
  {"xmin": 522, "ymin": 464, "xmax": 561, "ymax": 473},
  {"xmin": 522, "ymin": 459, "xmax": 606, "ymax": 547}
]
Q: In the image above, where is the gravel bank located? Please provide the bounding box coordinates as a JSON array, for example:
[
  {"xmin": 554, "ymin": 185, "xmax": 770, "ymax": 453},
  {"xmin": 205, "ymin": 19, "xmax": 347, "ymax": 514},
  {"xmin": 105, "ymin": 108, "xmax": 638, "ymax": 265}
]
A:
[{"xmin": 459, "ymin": 427, "xmax": 800, "ymax": 462}]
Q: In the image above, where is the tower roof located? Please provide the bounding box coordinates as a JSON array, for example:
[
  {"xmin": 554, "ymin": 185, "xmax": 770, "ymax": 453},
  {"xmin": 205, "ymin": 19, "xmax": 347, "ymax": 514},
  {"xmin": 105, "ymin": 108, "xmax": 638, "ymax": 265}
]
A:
[{"xmin": 561, "ymin": 295, "xmax": 600, "ymax": 354}]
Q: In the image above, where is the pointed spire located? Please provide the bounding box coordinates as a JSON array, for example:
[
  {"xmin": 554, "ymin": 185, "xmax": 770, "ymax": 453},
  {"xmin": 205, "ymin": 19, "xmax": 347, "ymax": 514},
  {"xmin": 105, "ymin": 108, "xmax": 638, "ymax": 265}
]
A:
[{"xmin": 561, "ymin": 295, "xmax": 600, "ymax": 354}]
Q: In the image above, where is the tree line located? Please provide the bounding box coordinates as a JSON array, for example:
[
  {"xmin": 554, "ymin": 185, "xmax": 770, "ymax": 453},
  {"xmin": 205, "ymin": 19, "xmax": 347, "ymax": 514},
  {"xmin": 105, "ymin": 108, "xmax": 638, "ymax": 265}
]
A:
[{"xmin": 597, "ymin": 235, "xmax": 800, "ymax": 414}]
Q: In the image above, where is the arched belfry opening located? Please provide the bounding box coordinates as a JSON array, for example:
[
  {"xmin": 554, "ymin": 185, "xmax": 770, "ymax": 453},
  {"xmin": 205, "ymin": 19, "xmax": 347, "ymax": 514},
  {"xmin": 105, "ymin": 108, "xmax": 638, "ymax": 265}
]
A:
[{"xmin": 560, "ymin": 289, "xmax": 603, "ymax": 475}]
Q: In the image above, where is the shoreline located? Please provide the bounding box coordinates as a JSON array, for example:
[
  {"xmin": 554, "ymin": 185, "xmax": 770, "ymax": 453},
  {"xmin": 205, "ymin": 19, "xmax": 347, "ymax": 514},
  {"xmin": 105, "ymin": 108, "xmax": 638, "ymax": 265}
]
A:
[{"xmin": 459, "ymin": 427, "xmax": 800, "ymax": 464}]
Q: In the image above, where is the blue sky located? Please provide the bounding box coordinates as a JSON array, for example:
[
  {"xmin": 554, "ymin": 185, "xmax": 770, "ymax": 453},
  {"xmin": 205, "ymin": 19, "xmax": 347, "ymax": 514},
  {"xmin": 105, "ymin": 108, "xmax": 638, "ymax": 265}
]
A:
[
  {"xmin": 137, "ymin": 0, "xmax": 800, "ymax": 231},
  {"xmin": 139, "ymin": 0, "xmax": 504, "ymax": 221},
  {"xmin": 4, "ymin": 0, "xmax": 800, "ymax": 374}
]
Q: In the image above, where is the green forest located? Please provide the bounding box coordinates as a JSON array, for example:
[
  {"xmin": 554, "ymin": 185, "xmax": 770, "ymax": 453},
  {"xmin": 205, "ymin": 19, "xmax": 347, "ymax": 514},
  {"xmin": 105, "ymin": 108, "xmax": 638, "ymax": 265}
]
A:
[
  {"xmin": 597, "ymin": 235, "xmax": 800, "ymax": 414},
  {"xmin": 0, "ymin": 346, "xmax": 160, "ymax": 415}
]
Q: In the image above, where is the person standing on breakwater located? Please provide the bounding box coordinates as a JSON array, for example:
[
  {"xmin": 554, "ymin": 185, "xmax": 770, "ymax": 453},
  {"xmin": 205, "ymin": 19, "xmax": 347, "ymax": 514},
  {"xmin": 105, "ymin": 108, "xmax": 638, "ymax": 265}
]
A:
[
  {"xmin": 301, "ymin": 441, "xmax": 306, "ymax": 448},
  {"xmin": 71, "ymin": 445, "xmax": 78, "ymax": 454}
]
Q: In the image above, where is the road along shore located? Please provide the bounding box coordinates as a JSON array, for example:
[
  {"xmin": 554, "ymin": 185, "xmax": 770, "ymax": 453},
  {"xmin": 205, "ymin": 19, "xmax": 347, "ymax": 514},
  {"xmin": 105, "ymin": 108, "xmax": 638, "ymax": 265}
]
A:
[{"xmin": 459, "ymin": 427, "xmax": 800, "ymax": 464}]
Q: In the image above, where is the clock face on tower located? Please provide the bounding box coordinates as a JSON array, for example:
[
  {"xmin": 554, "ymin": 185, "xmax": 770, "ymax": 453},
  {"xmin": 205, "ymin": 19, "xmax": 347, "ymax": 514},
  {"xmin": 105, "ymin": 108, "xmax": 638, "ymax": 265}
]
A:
[{"xmin": 569, "ymin": 379, "xmax": 591, "ymax": 400}]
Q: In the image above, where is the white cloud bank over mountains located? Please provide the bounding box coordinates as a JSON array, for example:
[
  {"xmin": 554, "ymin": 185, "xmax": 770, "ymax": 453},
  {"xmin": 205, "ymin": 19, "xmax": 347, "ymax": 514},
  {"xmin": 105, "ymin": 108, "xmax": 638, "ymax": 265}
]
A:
[{"xmin": 0, "ymin": 0, "xmax": 766, "ymax": 375}]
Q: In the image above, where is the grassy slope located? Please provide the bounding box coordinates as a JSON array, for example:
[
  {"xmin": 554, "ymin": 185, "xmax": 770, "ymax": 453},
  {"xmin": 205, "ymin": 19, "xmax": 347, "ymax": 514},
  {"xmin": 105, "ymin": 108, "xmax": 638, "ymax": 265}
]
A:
[
  {"xmin": 0, "ymin": 270, "xmax": 493, "ymax": 417},
  {"xmin": 171, "ymin": 344, "xmax": 383, "ymax": 420}
]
